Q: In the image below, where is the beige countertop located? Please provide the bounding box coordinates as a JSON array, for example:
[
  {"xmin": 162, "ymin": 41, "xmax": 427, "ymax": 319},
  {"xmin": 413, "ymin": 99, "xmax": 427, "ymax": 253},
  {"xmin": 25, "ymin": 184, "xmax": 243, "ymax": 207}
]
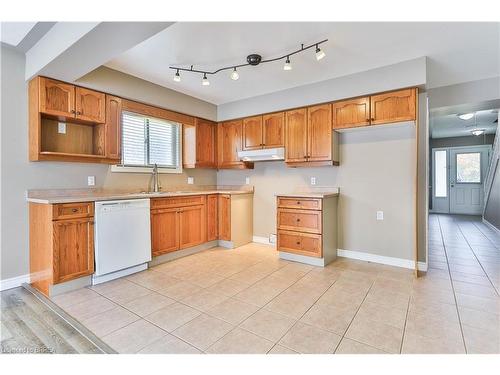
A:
[
  {"xmin": 27, "ymin": 186, "xmax": 254, "ymax": 204},
  {"xmin": 275, "ymin": 187, "xmax": 339, "ymax": 198}
]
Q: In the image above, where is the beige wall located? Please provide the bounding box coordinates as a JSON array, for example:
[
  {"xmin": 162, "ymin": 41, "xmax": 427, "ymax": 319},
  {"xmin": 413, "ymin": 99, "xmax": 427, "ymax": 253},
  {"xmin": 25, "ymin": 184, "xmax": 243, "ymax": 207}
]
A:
[
  {"xmin": 0, "ymin": 46, "xmax": 216, "ymax": 281},
  {"xmin": 217, "ymin": 123, "xmax": 416, "ymax": 261}
]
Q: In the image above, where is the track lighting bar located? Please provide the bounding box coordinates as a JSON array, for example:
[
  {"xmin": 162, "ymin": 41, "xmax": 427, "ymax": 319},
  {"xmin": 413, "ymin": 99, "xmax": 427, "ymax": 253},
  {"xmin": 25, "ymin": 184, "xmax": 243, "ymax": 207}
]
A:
[{"xmin": 169, "ymin": 39, "xmax": 328, "ymax": 79}]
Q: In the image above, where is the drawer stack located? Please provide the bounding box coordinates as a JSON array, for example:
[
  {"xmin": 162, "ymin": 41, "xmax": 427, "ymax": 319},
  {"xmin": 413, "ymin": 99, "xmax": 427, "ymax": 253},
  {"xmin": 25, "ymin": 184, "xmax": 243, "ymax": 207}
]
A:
[{"xmin": 276, "ymin": 194, "xmax": 338, "ymax": 266}]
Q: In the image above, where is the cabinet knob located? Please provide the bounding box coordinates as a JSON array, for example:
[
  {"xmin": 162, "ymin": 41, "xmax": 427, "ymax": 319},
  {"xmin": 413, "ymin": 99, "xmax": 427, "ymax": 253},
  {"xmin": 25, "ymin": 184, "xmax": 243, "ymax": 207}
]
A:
[
  {"xmin": 371, "ymin": 118, "xmax": 375, "ymax": 121},
  {"xmin": 296, "ymin": 218, "xmax": 301, "ymax": 222},
  {"xmin": 72, "ymin": 208, "xmax": 78, "ymax": 213},
  {"xmin": 296, "ymin": 241, "xmax": 300, "ymax": 245},
  {"xmin": 76, "ymin": 111, "xmax": 81, "ymax": 115},
  {"xmin": 71, "ymin": 110, "xmax": 76, "ymax": 114},
  {"xmin": 297, "ymin": 201, "xmax": 301, "ymax": 205}
]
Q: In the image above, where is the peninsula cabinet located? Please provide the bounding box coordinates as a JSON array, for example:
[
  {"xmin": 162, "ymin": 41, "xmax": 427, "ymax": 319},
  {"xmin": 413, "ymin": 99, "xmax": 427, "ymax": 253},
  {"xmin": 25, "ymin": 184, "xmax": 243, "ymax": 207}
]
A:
[
  {"xmin": 183, "ymin": 118, "xmax": 218, "ymax": 168},
  {"xmin": 285, "ymin": 105, "xmax": 339, "ymax": 167},
  {"xmin": 217, "ymin": 194, "xmax": 253, "ymax": 248},
  {"xmin": 242, "ymin": 112, "xmax": 284, "ymax": 150},
  {"xmin": 332, "ymin": 88, "xmax": 417, "ymax": 129},
  {"xmin": 29, "ymin": 202, "xmax": 95, "ymax": 297},
  {"xmin": 217, "ymin": 119, "xmax": 254, "ymax": 169}
]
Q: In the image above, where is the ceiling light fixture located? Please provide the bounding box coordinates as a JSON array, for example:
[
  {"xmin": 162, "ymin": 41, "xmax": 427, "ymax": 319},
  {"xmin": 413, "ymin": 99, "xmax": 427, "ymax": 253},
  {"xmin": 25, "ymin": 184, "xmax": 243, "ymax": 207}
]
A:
[
  {"xmin": 283, "ymin": 56, "xmax": 292, "ymax": 71},
  {"xmin": 458, "ymin": 113, "xmax": 474, "ymax": 120},
  {"xmin": 173, "ymin": 69, "xmax": 181, "ymax": 82},
  {"xmin": 230, "ymin": 67, "xmax": 239, "ymax": 81},
  {"xmin": 471, "ymin": 129, "xmax": 485, "ymax": 136},
  {"xmin": 315, "ymin": 44, "xmax": 325, "ymax": 60},
  {"xmin": 169, "ymin": 39, "xmax": 328, "ymax": 85},
  {"xmin": 202, "ymin": 73, "xmax": 210, "ymax": 86}
]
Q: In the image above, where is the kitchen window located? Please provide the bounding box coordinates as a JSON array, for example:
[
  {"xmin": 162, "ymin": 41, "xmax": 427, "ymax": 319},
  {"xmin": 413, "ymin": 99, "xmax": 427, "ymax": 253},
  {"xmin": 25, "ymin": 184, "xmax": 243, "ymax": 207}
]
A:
[{"xmin": 112, "ymin": 111, "xmax": 182, "ymax": 173}]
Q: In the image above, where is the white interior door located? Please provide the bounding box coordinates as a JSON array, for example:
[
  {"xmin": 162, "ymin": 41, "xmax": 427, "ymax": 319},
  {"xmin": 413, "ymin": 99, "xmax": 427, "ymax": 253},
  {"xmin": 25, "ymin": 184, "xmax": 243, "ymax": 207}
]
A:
[{"xmin": 450, "ymin": 146, "xmax": 491, "ymax": 215}]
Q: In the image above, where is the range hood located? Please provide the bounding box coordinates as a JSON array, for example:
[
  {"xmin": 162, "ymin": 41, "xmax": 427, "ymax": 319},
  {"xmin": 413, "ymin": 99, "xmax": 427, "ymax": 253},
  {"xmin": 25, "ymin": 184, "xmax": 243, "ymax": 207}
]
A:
[{"xmin": 237, "ymin": 147, "xmax": 285, "ymax": 162}]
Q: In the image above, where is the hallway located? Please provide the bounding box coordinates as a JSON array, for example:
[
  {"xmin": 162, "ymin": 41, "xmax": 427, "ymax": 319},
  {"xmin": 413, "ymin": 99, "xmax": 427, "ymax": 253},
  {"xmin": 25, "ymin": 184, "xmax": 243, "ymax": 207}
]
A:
[{"xmin": 428, "ymin": 214, "xmax": 500, "ymax": 352}]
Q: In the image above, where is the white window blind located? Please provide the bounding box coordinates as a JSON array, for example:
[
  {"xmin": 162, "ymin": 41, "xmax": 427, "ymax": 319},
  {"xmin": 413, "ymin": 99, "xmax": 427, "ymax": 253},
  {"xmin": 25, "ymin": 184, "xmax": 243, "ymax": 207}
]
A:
[{"xmin": 121, "ymin": 111, "xmax": 180, "ymax": 169}]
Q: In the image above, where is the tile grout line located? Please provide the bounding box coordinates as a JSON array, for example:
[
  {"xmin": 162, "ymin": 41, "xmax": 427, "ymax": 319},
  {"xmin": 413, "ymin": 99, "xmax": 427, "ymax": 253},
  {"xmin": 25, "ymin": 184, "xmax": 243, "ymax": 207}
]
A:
[
  {"xmin": 436, "ymin": 214, "xmax": 468, "ymax": 354},
  {"xmin": 398, "ymin": 293, "xmax": 412, "ymax": 354}
]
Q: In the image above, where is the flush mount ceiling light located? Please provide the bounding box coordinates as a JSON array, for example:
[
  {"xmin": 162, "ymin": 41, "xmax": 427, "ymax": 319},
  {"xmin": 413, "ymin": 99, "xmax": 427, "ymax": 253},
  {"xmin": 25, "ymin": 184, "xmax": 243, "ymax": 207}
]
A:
[
  {"xmin": 471, "ymin": 129, "xmax": 485, "ymax": 136},
  {"xmin": 458, "ymin": 113, "xmax": 474, "ymax": 120},
  {"xmin": 170, "ymin": 39, "xmax": 327, "ymax": 86}
]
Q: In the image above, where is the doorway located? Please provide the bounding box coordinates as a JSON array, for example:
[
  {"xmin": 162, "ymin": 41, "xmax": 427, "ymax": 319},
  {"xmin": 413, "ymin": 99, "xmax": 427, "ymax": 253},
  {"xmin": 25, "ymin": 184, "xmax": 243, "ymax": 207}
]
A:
[{"xmin": 432, "ymin": 145, "xmax": 491, "ymax": 215}]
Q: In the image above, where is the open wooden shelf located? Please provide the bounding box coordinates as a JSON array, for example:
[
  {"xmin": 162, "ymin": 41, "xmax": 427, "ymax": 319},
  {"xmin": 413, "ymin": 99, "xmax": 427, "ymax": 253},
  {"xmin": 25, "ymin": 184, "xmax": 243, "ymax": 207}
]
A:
[{"xmin": 39, "ymin": 151, "xmax": 107, "ymax": 159}]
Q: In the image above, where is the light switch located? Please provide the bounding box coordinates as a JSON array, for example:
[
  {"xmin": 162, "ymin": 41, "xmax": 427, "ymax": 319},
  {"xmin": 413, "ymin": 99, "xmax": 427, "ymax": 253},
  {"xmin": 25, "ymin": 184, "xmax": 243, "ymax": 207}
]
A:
[
  {"xmin": 187, "ymin": 177, "xmax": 194, "ymax": 185},
  {"xmin": 58, "ymin": 122, "xmax": 66, "ymax": 134},
  {"xmin": 310, "ymin": 177, "xmax": 316, "ymax": 185},
  {"xmin": 376, "ymin": 211, "xmax": 384, "ymax": 221},
  {"xmin": 245, "ymin": 177, "xmax": 250, "ymax": 185},
  {"xmin": 87, "ymin": 176, "xmax": 95, "ymax": 186}
]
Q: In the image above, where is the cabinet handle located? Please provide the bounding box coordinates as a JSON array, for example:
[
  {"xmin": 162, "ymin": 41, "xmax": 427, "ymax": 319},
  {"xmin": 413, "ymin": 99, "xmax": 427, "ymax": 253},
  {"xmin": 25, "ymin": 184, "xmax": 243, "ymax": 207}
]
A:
[
  {"xmin": 296, "ymin": 218, "xmax": 301, "ymax": 222},
  {"xmin": 296, "ymin": 241, "xmax": 300, "ymax": 245},
  {"xmin": 71, "ymin": 208, "xmax": 78, "ymax": 213},
  {"xmin": 76, "ymin": 111, "xmax": 81, "ymax": 115},
  {"xmin": 371, "ymin": 118, "xmax": 375, "ymax": 121},
  {"xmin": 296, "ymin": 201, "xmax": 301, "ymax": 205},
  {"xmin": 366, "ymin": 118, "xmax": 370, "ymax": 122},
  {"xmin": 71, "ymin": 110, "xmax": 76, "ymax": 114}
]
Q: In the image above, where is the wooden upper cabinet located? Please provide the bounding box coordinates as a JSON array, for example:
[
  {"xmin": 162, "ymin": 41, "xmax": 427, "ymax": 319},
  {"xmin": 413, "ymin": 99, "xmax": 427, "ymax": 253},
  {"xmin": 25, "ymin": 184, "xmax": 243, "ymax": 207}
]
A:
[
  {"xmin": 370, "ymin": 88, "xmax": 417, "ymax": 125},
  {"xmin": 105, "ymin": 95, "xmax": 122, "ymax": 160},
  {"xmin": 39, "ymin": 77, "xmax": 75, "ymax": 118},
  {"xmin": 179, "ymin": 205, "xmax": 206, "ymax": 249},
  {"xmin": 207, "ymin": 194, "xmax": 218, "ymax": 241},
  {"xmin": 218, "ymin": 119, "xmax": 249, "ymax": 168},
  {"xmin": 75, "ymin": 87, "xmax": 106, "ymax": 123},
  {"xmin": 332, "ymin": 97, "xmax": 370, "ymax": 129},
  {"xmin": 307, "ymin": 104, "xmax": 332, "ymax": 162},
  {"xmin": 53, "ymin": 218, "xmax": 94, "ymax": 283},
  {"xmin": 242, "ymin": 116, "xmax": 263, "ymax": 150},
  {"xmin": 196, "ymin": 119, "xmax": 217, "ymax": 167},
  {"xmin": 285, "ymin": 108, "xmax": 308, "ymax": 163},
  {"xmin": 263, "ymin": 112, "xmax": 284, "ymax": 148}
]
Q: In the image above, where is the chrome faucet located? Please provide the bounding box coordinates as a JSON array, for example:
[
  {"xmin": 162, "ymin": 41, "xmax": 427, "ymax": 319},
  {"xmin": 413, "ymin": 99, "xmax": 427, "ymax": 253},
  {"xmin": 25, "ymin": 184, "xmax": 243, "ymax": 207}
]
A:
[{"xmin": 151, "ymin": 163, "xmax": 161, "ymax": 192}]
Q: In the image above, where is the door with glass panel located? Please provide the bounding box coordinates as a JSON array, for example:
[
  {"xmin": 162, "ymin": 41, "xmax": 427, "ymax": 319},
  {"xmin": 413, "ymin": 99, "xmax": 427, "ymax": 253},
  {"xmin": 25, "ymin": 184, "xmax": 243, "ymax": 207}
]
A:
[
  {"xmin": 449, "ymin": 146, "xmax": 491, "ymax": 215},
  {"xmin": 432, "ymin": 148, "xmax": 450, "ymax": 213}
]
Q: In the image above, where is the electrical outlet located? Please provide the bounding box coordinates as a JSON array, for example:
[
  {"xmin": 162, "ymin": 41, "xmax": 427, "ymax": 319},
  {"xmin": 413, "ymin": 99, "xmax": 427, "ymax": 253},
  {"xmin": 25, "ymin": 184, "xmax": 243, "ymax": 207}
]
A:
[
  {"xmin": 87, "ymin": 176, "xmax": 95, "ymax": 186},
  {"xmin": 187, "ymin": 177, "xmax": 194, "ymax": 185},
  {"xmin": 376, "ymin": 211, "xmax": 384, "ymax": 221},
  {"xmin": 58, "ymin": 122, "xmax": 66, "ymax": 134},
  {"xmin": 245, "ymin": 177, "xmax": 250, "ymax": 185},
  {"xmin": 269, "ymin": 234, "xmax": 277, "ymax": 244},
  {"xmin": 310, "ymin": 177, "xmax": 316, "ymax": 185}
]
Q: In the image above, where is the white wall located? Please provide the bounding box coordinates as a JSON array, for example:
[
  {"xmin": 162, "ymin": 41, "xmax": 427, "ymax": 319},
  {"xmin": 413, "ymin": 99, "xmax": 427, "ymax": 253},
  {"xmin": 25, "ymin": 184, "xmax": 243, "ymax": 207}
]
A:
[{"xmin": 0, "ymin": 46, "xmax": 217, "ymax": 282}]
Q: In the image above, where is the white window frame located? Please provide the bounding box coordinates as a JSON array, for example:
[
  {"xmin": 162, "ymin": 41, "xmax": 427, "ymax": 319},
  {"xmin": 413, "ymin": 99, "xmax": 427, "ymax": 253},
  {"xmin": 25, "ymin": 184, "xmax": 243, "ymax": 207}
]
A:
[{"xmin": 111, "ymin": 113, "xmax": 183, "ymax": 174}]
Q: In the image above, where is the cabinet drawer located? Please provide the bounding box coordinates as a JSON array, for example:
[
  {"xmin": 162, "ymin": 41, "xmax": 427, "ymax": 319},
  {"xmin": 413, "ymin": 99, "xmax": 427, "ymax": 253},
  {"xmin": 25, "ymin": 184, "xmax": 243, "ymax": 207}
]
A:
[
  {"xmin": 151, "ymin": 195, "xmax": 205, "ymax": 209},
  {"xmin": 277, "ymin": 208, "xmax": 322, "ymax": 234},
  {"xmin": 277, "ymin": 230, "xmax": 322, "ymax": 258},
  {"xmin": 52, "ymin": 202, "xmax": 94, "ymax": 220},
  {"xmin": 277, "ymin": 197, "xmax": 322, "ymax": 210}
]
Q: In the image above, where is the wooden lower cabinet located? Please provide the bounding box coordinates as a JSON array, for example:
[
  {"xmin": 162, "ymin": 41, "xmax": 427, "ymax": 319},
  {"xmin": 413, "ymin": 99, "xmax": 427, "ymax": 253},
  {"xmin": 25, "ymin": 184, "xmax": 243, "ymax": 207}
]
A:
[
  {"xmin": 276, "ymin": 195, "xmax": 338, "ymax": 265},
  {"xmin": 151, "ymin": 208, "xmax": 180, "ymax": 256},
  {"xmin": 29, "ymin": 202, "xmax": 94, "ymax": 296},
  {"xmin": 179, "ymin": 205, "xmax": 206, "ymax": 249},
  {"xmin": 218, "ymin": 194, "xmax": 231, "ymax": 241},
  {"xmin": 207, "ymin": 194, "xmax": 218, "ymax": 241}
]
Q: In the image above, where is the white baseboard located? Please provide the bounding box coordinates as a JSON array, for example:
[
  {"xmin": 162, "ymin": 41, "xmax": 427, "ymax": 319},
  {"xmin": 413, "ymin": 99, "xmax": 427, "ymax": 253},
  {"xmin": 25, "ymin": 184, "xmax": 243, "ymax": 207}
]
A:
[
  {"xmin": 1, "ymin": 274, "xmax": 30, "ymax": 291},
  {"xmin": 337, "ymin": 249, "xmax": 427, "ymax": 271},
  {"xmin": 252, "ymin": 236, "xmax": 272, "ymax": 245},
  {"xmin": 482, "ymin": 218, "xmax": 500, "ymax": 235}
]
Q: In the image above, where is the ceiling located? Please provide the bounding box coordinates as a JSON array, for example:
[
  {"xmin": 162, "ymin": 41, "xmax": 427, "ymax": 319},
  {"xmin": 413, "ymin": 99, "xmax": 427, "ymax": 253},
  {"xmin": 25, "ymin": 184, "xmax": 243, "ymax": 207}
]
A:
[
  {"xmin": 430, "ymin": 109, "xmax": 499, "ymax": 139},
  {"xmin": 106, "ymin": 22, "xmax": 500, "ymax": 104},
  {"xmin": 1, "ymin": 22, "xmax": 56, "ymax": 52}
]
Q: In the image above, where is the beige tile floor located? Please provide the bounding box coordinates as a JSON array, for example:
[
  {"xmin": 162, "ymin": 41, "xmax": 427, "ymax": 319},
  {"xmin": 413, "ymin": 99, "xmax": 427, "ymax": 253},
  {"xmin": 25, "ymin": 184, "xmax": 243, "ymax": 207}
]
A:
[{"xmin": 51, "ymin": 214, "xmax": 500, "ymax": 354}]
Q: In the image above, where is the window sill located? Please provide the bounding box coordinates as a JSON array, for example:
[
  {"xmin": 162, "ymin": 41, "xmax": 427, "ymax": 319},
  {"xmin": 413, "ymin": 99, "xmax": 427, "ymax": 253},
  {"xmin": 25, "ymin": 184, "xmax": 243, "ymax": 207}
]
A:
[{"xmin": 110, "ymin": 165, "xmax": 183, "ymax": 174}]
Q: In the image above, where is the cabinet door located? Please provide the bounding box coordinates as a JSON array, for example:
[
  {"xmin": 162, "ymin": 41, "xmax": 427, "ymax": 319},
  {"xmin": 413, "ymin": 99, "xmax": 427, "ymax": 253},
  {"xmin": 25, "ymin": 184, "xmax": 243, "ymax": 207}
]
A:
[
  {"xmin": 218, "ymin": 120, "xmax": 243, "ymax": 168},
  {"xmin": 151, "ymin": 208, "xmax": 179, "ymax": 256},
  {"xmin": 332, "ymin": 97, "xmax": 370, "ymax": 129},
  {"xmin": 263, "ymin": 112, "xmax": 284, "ymax": 148},
  {"xmin": 285, "ymin": 108, "xmax": 308, "ymax": 163},
  {"xmin": 370, "ymin": 88, "xmax": 417, "ymax": 125},
  {"xmin": 196, "ymin": 119, "xmax": 217, "ymax": 167},
  {"xmin": 179, "ymin": 205, "xmax": 205, "ymax": 249},
  {"xmin": 105, "ymin": 95, "xmax": 122, "ymax": 160},
  {"xmin": 53, "ymin": 218, "xmax": 94, "ymax": 283},
  {"xmin": 75, "ymin": 87, "xmax": 106, "ymax": 123},
  {"xmin": 218, "ymin": 195, "xmax": 231, "ymax": 241},
  {"xmin": 277, "ymin": 230, "xmax": 322, "ymax": 258},
  {"xmin": 207, "ymin": 194, "xmax": 218, "ymax": 241},
  {"xmin": 242, "ymin": 116, "xmax": 263, "ymax": 150},
  {"xmin": 307, "ymin": 104, "xmax": 332, "ymax": 162},
  {"xmin": 39, "ymin": 77, "xmax": 75, "ymax": 118}
]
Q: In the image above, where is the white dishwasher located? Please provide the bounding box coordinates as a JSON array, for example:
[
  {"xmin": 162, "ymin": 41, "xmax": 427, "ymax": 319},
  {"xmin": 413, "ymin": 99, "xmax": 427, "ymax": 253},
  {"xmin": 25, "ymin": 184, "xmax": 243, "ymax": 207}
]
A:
[{"xmin": 93, "ymin": 199, "xmax": 152, "ymax": 285}]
